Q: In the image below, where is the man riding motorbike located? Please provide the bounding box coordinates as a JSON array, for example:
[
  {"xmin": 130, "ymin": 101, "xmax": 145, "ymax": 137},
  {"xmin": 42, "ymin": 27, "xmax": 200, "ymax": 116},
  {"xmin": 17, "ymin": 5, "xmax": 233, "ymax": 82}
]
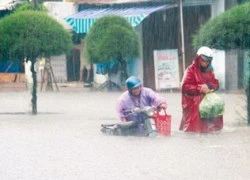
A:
[{"xmin": 116, "ymin": 76, "xmax": 167, "ymax": 136}]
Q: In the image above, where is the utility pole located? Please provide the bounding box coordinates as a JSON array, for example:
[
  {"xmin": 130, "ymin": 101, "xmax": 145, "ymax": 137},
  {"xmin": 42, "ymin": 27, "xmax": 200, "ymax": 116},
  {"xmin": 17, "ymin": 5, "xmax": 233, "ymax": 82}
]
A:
[
  {"xmin": 179, "ymin": 0, "xmax": 186, "ymax": 75},
  {"xmin": 248, "ymin": 62, "xmax": 250, "ymax": 124}
]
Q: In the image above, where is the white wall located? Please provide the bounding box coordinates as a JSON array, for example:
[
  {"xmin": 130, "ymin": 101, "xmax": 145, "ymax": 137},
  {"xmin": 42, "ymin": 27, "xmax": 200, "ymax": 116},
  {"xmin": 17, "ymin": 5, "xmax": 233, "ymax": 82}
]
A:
[
  {"xmin": 43, "ymin": 2, "xmax": 77, "ymax": 30},
  {"xmin": 211, "ymin": 0, "xmax": 225, "ymax": 18},
  {"xmin": 211, "ymin": 0, "xmax": 226, "ymax": 90},
  {"xmin": 212, "ymin": 50, "xmax": 225, "ymax": 90},
  {"xmin": 130, "ymin": 24, "xmax": 144, "ymax": 82}
]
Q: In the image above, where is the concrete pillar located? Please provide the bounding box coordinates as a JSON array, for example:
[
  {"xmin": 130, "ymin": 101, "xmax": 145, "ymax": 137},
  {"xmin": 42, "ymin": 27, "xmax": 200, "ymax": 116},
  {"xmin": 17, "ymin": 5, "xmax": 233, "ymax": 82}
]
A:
[
  {"xmin": 225, "ymin": 50, "xmax": 238, "ymax": 90},
  {"xmin": 211, "ymin": 0, "xmax": 225, "ymax": 18}
]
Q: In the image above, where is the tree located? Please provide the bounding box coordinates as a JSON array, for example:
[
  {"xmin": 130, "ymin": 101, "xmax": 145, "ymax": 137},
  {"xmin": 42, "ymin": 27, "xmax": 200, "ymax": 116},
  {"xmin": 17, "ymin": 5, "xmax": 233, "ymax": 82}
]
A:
[
  {"xmin": 192, "ymin": 2, "xmax": 250, "ymax": 124},
  {"xmin": 14, "ymin": 1, "xmax": 47, "ymax": 13},
  {"xmin": 0, "ymin": 10, "xmax": 72, "ymax": 114},
  {"xmin": 84, "ymin": 15, "xmax": 140, "ymax": 89},
  {"xmin": 193, "ymin": 2, "xmax": 250, "ymax": 50}
]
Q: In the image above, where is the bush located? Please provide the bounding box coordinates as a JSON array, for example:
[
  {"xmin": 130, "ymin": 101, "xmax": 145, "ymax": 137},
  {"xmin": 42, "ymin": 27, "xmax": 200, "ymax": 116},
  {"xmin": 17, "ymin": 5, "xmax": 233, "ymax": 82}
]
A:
[
  {"xmin": 84, "ymin": 15, "xmax": 139, "ymax": 64},
  {"xmin": 193, "ymin": 2, "xmax": 250, "ymax": 50}
]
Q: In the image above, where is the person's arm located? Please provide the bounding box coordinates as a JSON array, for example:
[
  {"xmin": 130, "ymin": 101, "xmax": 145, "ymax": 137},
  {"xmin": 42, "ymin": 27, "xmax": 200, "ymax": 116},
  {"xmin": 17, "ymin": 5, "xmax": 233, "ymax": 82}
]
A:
[
  {"xmin": 206, "ymin": 71, "xmax": 219, "ymax": 91},
  {"xmin": 199, "ymin": 71, "xmax": 219, "ymax": 94},
  {"xmin": 120, "ymin": 117, "xmax": 128, "ymax": 122},
  {"xmin": 146, "ymin": 88, "xmax": 167, "ymax": 109},
  {"xmin": 182, "ymin": 68, "xmax": 202, "ymax": 95},
  {"xmin": 199, "ymin": 84, "xmax": 211, "ymax": 94},
  {"xmin": 158, "ymin": 103, "xmax": 167, "ymax": 110}
]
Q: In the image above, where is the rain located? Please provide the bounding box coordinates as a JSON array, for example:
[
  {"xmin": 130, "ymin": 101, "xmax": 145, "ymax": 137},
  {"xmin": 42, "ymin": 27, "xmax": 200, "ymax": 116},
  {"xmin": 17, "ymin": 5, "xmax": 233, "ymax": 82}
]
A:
[
  {"xmin": 0, "ymin": 87, "xmax": 249, "ymax": 179},
  {"xmin": 1, "ymin": 0, "xmax": 250, "ymax": 180}
]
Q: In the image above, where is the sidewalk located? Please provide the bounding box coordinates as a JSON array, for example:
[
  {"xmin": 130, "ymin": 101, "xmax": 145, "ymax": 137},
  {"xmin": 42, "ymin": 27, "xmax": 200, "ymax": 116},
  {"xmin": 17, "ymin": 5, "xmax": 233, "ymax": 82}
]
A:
[
  {"xmin": 0, "ymin": 82, "xmax": 93, "ymax": 92},
  {"xmin": 0, "ymin": 82, "xmax": 27, "ymax": 92},
  {"xmin": 0, "ymin": 81, "xmax": 127, "ymax": 93}
]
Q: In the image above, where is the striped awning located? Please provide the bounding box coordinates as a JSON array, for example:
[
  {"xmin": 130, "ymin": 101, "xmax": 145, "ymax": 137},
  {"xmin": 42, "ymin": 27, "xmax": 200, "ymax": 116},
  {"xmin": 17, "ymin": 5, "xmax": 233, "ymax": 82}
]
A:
[{"xmin": 65, "ymin": 5, "xmax": 167, "ymax": 33}]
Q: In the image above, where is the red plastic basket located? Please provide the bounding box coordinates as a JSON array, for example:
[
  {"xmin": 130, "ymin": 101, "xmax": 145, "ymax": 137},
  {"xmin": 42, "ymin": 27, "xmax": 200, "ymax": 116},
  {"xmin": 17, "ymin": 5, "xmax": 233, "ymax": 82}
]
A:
[{"xmin": 154, "ymin": 110, "xmax": 171, "ymax": 136}]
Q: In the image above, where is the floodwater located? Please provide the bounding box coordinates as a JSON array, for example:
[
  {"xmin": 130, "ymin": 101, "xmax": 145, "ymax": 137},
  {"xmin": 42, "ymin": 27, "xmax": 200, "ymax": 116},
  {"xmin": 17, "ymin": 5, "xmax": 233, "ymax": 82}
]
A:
[{"xmin": 0, "ymin": 88, "xmax": 250, "ymax": 180}]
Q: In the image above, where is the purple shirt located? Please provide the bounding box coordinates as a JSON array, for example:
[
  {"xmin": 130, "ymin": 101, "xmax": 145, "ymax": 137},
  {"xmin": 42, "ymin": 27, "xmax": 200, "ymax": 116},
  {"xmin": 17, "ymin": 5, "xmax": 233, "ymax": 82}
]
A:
[{"xmin": 116, "ymin": 87, "xmax": 166, "ymax": 122}]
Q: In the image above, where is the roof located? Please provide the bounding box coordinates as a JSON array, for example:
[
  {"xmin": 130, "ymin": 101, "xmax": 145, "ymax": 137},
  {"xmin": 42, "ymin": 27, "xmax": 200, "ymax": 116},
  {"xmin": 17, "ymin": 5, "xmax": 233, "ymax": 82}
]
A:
[
  {"xmin": 44, "ymin": 2, "xmax": 76, "ymax": 30},
  {"xmin": 65, "ymin": 5, "xmax": 174, "ymax": 33},
  {"xmin": 74, "ymin": 0, "xmax": 157, "ymax": 4},
  {"xmin": 65, "ymin": 0, "xmax": 212, "ymax": 33},
  {"xmin": 73, "ymin": 0, "xmax": 212, "ymax": 5},
  {"xmin": 0, "ymin": 0, "xmax": 20, "ymax": 10}
]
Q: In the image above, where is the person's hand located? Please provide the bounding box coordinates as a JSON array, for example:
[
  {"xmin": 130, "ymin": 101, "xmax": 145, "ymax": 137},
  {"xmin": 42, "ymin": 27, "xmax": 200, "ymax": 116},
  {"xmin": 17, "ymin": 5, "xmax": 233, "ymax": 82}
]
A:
[
  {"xmin": 159, "ymin": 103, "xmax": 167, "ymax": 110},
  {"xmin": 121, "ymin": 118, "xmax": 128, "ymax": 122},
  {"xmin": 199, "ymin": 84, "xmax": 210, "ymax": 94}
]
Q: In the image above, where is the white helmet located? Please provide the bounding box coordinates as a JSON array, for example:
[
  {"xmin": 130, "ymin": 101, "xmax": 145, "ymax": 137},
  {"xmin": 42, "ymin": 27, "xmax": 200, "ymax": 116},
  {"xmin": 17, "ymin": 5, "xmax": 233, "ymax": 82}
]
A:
[{"xmin": 197, "ymin": 46, "xmax": 213, "ymax": 58}]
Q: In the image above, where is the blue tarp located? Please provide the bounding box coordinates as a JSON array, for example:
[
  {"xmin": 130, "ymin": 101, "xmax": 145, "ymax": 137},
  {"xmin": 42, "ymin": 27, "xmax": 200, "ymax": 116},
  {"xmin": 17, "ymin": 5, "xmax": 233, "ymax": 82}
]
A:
[
  {"xmin": 96, "ymin": 61, "xmax": 118, "ymax": 75},
  {"xmin": 0, "ymin": 62, "xmax": 19, "ymax": 73}
]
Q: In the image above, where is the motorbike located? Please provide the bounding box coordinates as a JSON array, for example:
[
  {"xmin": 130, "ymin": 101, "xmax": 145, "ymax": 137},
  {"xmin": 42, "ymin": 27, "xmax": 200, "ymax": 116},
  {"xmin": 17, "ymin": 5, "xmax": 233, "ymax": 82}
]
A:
[{"xmin": 100, "ymin": 106, "xmax": 161, "ymax": 137}]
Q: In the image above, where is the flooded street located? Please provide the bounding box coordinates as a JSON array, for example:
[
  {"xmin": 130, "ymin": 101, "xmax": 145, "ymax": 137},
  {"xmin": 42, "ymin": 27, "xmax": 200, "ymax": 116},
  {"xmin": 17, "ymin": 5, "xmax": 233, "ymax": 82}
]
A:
[{"xmin": 0, "ymin": 89, "xmax": 250, "ymax": 180}]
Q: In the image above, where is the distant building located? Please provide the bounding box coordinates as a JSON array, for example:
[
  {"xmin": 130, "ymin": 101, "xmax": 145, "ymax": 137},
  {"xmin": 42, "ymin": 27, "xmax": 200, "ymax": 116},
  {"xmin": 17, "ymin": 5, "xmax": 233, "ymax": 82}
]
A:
[{"xmin": 44, "ymin": 0, "xmax": 246, "ymax": 90}]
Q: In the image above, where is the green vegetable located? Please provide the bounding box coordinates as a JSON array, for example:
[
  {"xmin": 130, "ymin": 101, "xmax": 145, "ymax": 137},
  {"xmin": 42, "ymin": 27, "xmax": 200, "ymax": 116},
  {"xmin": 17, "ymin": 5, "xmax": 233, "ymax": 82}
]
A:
[{"xmin": 199, "ymin": 92, "xmax": 225, "ymax": 119}]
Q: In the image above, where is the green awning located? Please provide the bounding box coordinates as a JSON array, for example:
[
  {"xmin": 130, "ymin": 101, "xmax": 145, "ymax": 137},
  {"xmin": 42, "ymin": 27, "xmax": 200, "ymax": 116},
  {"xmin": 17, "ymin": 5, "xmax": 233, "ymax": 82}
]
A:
[{"xmin": 65, "ymin": 5, "xmax": 167, "ymax": 33}]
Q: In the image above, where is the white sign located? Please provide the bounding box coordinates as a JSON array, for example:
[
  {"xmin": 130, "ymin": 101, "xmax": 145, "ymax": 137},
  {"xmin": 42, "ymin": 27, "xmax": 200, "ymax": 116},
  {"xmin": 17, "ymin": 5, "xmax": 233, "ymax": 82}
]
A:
[{"xmin": 154, "ymin": 49, "xmax": 180, "ymax": 90}]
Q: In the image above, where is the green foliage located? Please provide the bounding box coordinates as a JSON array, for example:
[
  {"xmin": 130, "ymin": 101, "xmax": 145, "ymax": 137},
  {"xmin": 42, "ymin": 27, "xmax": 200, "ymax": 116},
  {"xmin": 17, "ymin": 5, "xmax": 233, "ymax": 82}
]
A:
[
  {"xmin": 14, "ymin": 2, "xmax": 47, "ymax": 13},
  {"xmin": 0, "ymin": 10, "xmax": 72, "ymax": 61},
  {"xmin": 193, "ymin": 2, "xmax": 250, "ymax": 50},
  {"xmin": 240, "ymin": 0, "xmax": 250, "ymax": 4},
  {"xmin": 84, "ymin": 15, "xmax": 139, "ymax": 64}
]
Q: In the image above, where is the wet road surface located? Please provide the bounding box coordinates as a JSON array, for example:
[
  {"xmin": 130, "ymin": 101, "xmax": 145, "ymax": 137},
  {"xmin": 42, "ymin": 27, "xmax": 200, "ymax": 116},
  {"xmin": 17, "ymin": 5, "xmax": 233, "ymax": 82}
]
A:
[{"xmin": 0, "ymin": 89, "xmax": 249, "ymax": 180}]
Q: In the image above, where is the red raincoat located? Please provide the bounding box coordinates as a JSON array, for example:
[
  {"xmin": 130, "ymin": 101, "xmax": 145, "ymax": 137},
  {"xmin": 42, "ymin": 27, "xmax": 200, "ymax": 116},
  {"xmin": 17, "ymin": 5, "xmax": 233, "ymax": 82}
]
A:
[{"xmin": 179, "ymin": 57, "xmax": 223, "ymax": 133}]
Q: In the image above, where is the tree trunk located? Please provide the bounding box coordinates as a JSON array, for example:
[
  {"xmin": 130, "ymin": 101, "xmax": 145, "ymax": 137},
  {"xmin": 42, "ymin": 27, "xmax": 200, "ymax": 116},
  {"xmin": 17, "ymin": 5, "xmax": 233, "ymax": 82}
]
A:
[
  {"xmin": 33, "ymin": 0, "xmax": 38, "ymax": 8},
  {"xmin": 248, "ymin": 76, "xmax": 250, "ymax": 125},
  {"xmin": 31, "ymin": 60, "xmax": 37, "ymax": 114},
  {"xmin": 248, "ymin": 61, "xmax": 250, "ymax": 124},
  {"xmin": 119, "ymin": 58, "xmax": 128, "ymax": 86}
]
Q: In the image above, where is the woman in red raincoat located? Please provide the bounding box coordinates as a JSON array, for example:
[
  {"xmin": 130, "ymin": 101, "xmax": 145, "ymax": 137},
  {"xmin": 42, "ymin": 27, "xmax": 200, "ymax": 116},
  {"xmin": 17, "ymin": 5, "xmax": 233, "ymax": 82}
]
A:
[{"xmin": 179, "ymin": 46, "xmax": 223, "ymax": 133}]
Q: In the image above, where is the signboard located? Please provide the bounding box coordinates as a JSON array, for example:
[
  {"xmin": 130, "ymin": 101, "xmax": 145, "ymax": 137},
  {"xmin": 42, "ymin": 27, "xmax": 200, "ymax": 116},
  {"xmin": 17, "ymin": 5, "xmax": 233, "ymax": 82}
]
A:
[{"xmin": 154, "ymin": 49, "xmax": 180, "ymax": 90}]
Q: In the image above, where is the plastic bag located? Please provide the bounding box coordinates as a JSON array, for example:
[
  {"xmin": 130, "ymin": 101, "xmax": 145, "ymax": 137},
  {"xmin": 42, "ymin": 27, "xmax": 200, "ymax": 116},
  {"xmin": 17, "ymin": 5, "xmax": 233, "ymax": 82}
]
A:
[{"xmin": 199, "ymin": 92, "xmax": 225, "ymax": 119}]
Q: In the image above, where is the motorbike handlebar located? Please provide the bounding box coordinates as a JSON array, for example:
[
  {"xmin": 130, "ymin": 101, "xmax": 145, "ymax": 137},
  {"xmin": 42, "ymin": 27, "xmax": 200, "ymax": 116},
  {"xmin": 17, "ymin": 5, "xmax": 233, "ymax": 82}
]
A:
[{"xmin": 124, "ymin": 106, "xmax": 164, "ymax": 117}]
